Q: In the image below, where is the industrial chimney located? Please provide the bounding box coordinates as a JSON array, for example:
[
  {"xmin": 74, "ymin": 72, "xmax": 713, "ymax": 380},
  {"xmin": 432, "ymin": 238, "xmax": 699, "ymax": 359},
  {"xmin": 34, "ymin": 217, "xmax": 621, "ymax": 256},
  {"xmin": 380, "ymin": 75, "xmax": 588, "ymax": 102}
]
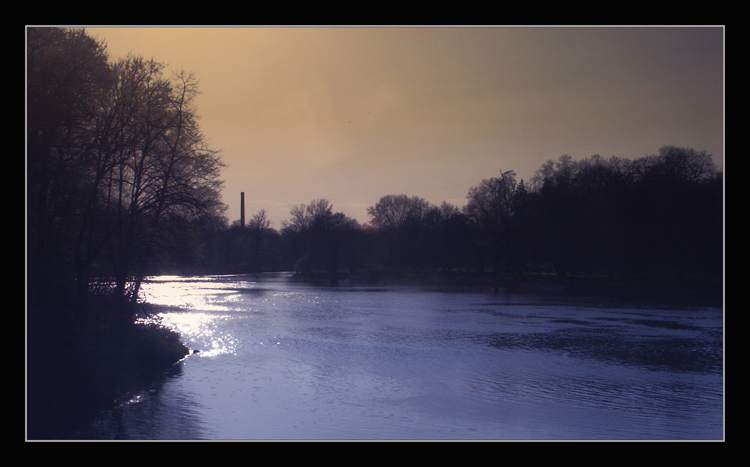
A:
[{"xmin": 240, "ymin": 192, "xmax": 245, "ymax": 228}]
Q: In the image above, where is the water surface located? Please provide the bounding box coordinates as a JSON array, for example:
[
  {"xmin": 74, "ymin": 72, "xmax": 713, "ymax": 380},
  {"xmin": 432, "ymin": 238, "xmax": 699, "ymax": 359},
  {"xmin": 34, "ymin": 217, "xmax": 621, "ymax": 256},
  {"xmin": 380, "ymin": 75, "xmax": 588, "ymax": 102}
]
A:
[{"xmin": 85, "ymin": 273, "xmax": 723, "ymax": 440}]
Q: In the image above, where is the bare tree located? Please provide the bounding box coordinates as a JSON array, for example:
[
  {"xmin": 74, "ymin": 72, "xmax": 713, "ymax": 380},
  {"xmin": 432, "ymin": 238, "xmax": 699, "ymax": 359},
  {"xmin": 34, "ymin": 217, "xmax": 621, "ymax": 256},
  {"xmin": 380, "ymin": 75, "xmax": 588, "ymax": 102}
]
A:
[
  {"xmin": 464, "ymin": 170, "xmax": 520, "ymax": 274},
  {"xmin": 367, "ymin": 194, "xmax": 430, "ymax": 229},
  {"xmin": 282, "ymin": 199, "xmax": 333, "ymax": 232},
  {"xmin": 248, "ymin": 209, "xmax": 271, "ymax": 232},
  {"xmin": 27, "ymin": 27, "xmax": 112, "ymax": 298},
  {"xmin": 104, "ymin": 58, "xmax": 223, "ymax": 302}
]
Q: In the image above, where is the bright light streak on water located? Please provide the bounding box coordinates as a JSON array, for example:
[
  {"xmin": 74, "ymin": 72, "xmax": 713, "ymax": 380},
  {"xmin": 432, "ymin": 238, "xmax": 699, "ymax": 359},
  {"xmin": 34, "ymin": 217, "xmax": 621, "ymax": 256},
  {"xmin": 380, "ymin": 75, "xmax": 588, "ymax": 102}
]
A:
[
  {"xmin": 140, "ymin": 275, "xmax": 248, "ymax": 312},
  {"xmin": 88, "ymin": 273, "xmax": 723, "ymax": 440}
]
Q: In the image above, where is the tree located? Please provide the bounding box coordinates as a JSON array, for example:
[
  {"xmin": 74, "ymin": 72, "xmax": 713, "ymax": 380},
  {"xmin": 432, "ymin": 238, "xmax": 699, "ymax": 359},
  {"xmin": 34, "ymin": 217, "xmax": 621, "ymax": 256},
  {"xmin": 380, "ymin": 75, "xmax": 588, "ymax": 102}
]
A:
[
  {"xmin": 282, "ymin": 199, "xmax": 359, "ymax": 278},
  {"xmin": 627, "ymin": 146, "xmax": 722, "ymax": 283},
  {"xmin": 365, "ymin": 194, "xmax": 434, "ymax": 272},
  {"xmin": 419, "ymin": 202, "xmax": 473, "ymax": 272},
  {"xmin": 283, "ymin": 198, "xmax": 332, "ymax": 233},
  {"xmin": 523, "ymin": 148, "xmax": 722, "ymax": 284},
  {"xmin": 532, "ymin": 155, "xmax": 616, "ymax": 278},
  {"xmin": 94, "ymin": 56, "xmax": 224, "ymax": 304},
  {"xmin": 245, "ymin": 209, "xmax": 274, "ymax": 273},
  {"xmin": 248, "ymin": 209, "xmax": 271, "ymax": 232},
  {"xmin": 27, "ymin": 28, "xmax": 225, "ymax": 311},
  {"xmin": 27, "ymin": 27, "xmax": 112, "ymax": 300},
  {"xmin": 366, "ymin": 194, "xmax": 430, "ymax": 229},
  {"xmin": 464, "ymin": 170, "xmax": 522, "ymax": 275}
]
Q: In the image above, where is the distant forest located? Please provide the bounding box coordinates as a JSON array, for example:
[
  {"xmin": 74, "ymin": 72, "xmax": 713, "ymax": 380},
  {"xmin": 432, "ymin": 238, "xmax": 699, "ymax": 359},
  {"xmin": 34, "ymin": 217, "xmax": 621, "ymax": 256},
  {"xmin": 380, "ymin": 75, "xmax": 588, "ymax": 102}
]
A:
[
  {"xmin": 28, "ymin": 28, "xmax": 724, "ymax": 309},
  {"xmin": 201, "ymin": 147, "xmax": 723, "ymax": 289}
]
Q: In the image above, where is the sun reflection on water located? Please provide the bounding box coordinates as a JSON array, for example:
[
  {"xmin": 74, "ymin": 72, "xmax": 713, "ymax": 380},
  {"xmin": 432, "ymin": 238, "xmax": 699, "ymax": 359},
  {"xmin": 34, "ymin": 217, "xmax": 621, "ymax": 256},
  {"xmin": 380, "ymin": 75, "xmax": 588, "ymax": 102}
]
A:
[
  {"xmin": 140, "ymin": 276, "xmax": 240, "ymax": 311},
  {"xmin": 156, "ymin": 311, "xmax": 239, "ymax": 357},
  {"xmin": 139, "ymin": 277, "xmax": 241, "ymax": 357}
]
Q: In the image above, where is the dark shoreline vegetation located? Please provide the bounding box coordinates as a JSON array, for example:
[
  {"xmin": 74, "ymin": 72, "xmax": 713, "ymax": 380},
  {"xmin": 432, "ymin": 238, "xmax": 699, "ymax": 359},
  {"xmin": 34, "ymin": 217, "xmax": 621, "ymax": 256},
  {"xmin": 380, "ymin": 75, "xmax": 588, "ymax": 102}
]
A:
[
  {"xmin": 26, "ymin": 28, "xmax": 724, "ymax": 439},
  {"xmin": 27, "ymin": 292, "xmax": 190, "ymax": 439},
  {"xmin": 291, "ymin": 269, "xmax": 723, "ymax": 308}
]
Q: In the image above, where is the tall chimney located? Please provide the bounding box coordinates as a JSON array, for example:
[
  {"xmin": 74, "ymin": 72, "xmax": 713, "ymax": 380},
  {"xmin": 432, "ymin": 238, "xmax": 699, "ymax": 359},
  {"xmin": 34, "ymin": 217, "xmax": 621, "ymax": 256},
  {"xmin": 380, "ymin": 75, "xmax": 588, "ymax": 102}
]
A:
[{"xmin": 240, "ymin": 192, "xmax": 245, "ymax": 228}]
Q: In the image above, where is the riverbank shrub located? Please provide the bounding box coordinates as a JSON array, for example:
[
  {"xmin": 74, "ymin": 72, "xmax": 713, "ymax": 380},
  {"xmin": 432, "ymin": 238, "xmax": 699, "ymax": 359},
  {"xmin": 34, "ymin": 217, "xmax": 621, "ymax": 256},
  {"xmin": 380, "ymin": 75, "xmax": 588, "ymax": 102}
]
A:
[{"xmin": 27, "ymin": 294, "xmax": 189, "ymax": 439}]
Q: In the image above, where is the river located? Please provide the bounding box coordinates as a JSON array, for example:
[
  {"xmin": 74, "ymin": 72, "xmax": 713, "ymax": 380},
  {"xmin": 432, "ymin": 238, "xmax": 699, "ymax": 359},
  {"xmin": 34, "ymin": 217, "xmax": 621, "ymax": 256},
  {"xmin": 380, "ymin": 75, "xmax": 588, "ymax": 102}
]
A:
[{"xmin": 82, "ymin": 273, "xmax": 723, "ymax": 440}]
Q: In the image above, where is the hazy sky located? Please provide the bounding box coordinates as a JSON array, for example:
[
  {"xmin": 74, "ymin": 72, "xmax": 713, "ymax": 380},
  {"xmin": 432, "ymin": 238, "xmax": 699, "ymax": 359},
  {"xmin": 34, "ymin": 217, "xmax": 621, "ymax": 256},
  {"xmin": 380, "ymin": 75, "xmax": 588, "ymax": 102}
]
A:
[{"xmin": 84, "ymin": 26, "xmax": 724, "ymax": 228}]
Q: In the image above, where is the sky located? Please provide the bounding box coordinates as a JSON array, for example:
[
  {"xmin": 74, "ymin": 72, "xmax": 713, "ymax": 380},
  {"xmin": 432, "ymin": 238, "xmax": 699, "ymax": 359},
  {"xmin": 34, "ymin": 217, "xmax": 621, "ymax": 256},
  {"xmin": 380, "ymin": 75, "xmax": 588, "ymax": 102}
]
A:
[{"xmin": 84, "ymin": 26, "xmax": 724, "ymax": 228}]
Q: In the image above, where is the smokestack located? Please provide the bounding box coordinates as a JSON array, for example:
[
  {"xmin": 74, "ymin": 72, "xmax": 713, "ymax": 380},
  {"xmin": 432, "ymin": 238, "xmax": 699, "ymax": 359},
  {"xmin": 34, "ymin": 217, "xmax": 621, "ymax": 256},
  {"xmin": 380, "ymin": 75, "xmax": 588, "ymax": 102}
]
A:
[{"xmin": 240, "ymin": 192, "xmax": 245, "ymax": 228}]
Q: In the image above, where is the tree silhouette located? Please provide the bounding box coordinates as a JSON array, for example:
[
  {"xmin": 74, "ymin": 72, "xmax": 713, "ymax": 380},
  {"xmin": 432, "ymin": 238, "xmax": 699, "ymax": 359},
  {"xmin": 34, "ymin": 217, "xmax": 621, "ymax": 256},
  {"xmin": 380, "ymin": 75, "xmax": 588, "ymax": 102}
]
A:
[
  {"xmin": 27, "ymin": 28, "xmax": 225, "ymax": 310},
  {"xmin": 281, "ymin": 199, "xmax": 359, "ymax": 279},
  {"xmin": 27, "ymin": 27, "xmax": 112, "ymax": 302},
  {"xmin": 27, "ymin": 28, "xmax": 227, "ymax": 437},
  {"xmin": 464, "ymin": 170, "xmax": 523, "ymax": 275}
]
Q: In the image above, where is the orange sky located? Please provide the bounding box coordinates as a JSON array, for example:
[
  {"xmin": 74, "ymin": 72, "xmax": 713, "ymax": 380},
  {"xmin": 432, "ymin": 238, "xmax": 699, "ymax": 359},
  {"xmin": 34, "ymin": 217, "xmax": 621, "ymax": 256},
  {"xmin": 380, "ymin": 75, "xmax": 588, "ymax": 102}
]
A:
[{"xmin": 83, "ymin": 26, "xmax": 724, "ymax": 228}]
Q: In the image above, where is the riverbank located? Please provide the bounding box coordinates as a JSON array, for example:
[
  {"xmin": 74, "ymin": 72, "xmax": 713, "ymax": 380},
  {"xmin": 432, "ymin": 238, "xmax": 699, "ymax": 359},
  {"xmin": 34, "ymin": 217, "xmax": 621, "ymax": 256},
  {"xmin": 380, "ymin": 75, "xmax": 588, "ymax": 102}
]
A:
[
  {"xmin": 26, "ymin": 295, "xmax": 190, "ymax": 440},
  {"xmin": 292, "ymin": 269, "xmax": 724, "ymax": 308}
]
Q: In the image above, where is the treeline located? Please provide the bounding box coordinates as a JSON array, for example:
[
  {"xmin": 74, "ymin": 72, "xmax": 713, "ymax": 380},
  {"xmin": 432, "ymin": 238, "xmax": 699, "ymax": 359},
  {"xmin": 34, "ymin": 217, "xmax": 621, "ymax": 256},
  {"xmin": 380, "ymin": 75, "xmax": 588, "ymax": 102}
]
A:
[
  {"xmin": 169, "ymin": 147, "xmax": 722, "ymax": 291},
  {"xmin": 27, "ymin": 28, "xmax": 723, "ymax": 305},
  {"xmin": 27, "ymin": 27, "xmax": 226, "ymax": 313}
]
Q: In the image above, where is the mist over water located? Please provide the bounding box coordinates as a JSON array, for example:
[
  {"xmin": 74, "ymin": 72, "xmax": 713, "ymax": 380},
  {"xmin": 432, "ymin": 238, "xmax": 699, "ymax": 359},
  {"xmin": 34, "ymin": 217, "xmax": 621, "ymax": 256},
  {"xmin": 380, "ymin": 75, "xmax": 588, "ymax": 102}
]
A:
[{"xmin": 84, "ymin": 273, "xmax": 722, "ymax": 440}]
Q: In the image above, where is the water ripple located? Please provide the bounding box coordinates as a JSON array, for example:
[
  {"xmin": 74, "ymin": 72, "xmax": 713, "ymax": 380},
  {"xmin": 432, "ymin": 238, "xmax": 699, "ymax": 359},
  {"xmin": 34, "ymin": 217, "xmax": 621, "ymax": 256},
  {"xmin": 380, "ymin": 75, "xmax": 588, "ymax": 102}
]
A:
[{"xmin": 487, "ymin": 328, "xmax": 722, "ymax": 374}]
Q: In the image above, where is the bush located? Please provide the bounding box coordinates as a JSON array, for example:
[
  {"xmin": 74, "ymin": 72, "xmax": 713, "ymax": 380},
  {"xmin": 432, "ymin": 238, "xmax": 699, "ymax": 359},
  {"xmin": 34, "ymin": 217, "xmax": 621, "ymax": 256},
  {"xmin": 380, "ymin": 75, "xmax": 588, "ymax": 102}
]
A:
[{"xmin": 27, "ymin": 296, "xmax": 189, "ymax": 439}]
